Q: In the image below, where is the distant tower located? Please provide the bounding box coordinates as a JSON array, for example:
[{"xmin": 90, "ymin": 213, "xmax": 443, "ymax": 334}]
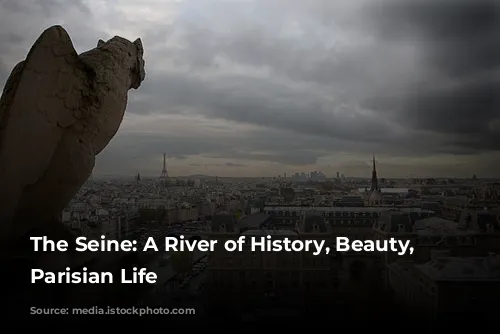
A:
[
  {"xmin": 160, "ymin": 153, "xmax": 168, "ymax": 179},
  {"xmin": 136, "ymin": 172, "xmax": 141, "ymax": 181},
  {"xmin": 370, "ymin": 154, "xmax": 379, "ymax": 191}
]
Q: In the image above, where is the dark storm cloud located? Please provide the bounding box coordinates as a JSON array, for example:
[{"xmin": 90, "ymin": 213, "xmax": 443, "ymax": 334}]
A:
[
  {"xmin": 362, "ymin": 0, "xmax": 500, "ymax": 153},
  {"xmin": 2, "ymin": 0, "xmax": 27, "ymax": 13},
  {"xmin": 130, "ymin": 72, "xmax": 400, "ymax": 147},
  {"xmin": 138, "ymin": 0, "xmax": 498, "ymax": 158},
  {"xmin": 364, "ymin": 78, "xmax": 500, "ymax": 149},
  {"xmin": 110, "ymin": 118, "xmax": 477, "ymax": 170},
  {"xmin": 1, "ymin": 0, "xmax": 91, "ymax": 16},
  {"xmin": 158, "ymin": 20, "xmax": 393, "ymax": 92},
  {"xmin": 0, "ymin": 0, "xmax": 105, "ymax": 64},
  {"xmin": 0, "ymin": 32, "xmax": 24, "ymax": 87},
  {"xmin": 401, "ymin": 80, "xmax": 499, "ymax": 134},
  {"xmin": 368, "ymin": 0, "xmax": 500, "ymax": 78},
  {"xmin": 1, "ymin": 0, "xmax": 499, "ymax": 176}
]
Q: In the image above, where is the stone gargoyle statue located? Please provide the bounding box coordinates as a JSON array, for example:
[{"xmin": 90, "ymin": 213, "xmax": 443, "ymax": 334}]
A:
[
  {"xmin": 0, "ymin": 25, "xmax": 145, "ymax": 248},
  {"xmin": 0, "ymin": 25, "xmax": 147, "ymax": 309}
]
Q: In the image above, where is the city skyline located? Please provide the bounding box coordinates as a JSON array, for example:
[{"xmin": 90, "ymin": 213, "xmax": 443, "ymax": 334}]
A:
[
  {"xmin": 1, "ymin": 0, "xmax": 498, "ymax": 178},
  {"xmin": 90, "ymin": 162, "xmax": 487, "ymax": 180}
]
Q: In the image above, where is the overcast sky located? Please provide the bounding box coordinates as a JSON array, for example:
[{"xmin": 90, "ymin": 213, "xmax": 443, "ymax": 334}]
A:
[{"xmin": 0, "ymin": 0, "xmax": 499, "ymax": 178}]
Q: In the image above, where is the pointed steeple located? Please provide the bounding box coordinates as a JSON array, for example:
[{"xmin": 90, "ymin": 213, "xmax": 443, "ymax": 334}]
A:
[{"xmin": 370, "ymin": 154, "xmax": 378, "ymax": 191}]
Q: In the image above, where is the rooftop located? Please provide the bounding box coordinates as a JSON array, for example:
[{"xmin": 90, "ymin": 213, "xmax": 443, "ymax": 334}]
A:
[
  {"xmin": 239, "ymin": 212, "xmax": 272, "ymax": 229},
  {"xmin": 416, "ymin": 256, "xmax": 500, "ymax": 282},
  {"xmin": 415, "ymin": 217, "xmax": 475, "ymax": 236},
  {"xmin": 241, "ymin": 229, "xmax": 298, "ymax": 237},
  {"xmin": 264, "ymin": 206, "xmax": 433, "ymax": 213}
]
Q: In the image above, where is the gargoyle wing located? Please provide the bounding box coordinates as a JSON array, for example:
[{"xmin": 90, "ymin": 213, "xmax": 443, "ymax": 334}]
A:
[{"xmin": 0, "ymin": 25, "xmax": 83, "ymax": 219}]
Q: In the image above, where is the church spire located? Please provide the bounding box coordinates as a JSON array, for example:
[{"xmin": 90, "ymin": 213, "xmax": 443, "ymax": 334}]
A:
[{"xmin": 370, "ymin": 154, "xmax": 378, "ymax": 191}]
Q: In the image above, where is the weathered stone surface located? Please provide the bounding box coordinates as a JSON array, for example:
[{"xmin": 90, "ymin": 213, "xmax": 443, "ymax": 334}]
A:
[
  {"xmin": 0, "ymin": 26, "xmax": 146, "ymax": 310},
  {"xmin": 0, "ymin": 25, "xmax": 145, "ymax": 243}
]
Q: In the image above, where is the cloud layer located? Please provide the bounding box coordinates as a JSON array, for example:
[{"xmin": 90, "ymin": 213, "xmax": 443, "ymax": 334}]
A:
[{"xmin": 1, "ymin": 0, "xmax": 499, "ymax": 178}]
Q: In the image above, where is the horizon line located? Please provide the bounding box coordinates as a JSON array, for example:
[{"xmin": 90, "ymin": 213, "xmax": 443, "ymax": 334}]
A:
[{"xmin": 90, "ymin": 173, "xmax": 498, "ymax": 180}]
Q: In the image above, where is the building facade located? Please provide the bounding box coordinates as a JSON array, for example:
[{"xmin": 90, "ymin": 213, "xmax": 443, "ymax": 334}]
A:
[{"xmin": 205, "ymin": 212, "xmax": 336, "ymax": 311}]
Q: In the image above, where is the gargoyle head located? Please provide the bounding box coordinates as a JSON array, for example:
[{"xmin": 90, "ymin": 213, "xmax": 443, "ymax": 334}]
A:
[{"xmin": 97, "ymin": 37, "xmax": 146, "ymax": 89}]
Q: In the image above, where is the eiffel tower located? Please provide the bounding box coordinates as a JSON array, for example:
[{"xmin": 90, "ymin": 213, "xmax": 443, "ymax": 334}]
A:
[{"xmin": 160, "ymin": 153, "xmax": 168, "ymax": 187}]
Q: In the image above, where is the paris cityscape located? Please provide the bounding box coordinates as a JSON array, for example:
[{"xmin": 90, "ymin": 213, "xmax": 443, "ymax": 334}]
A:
[{"xmin": 59, "ymin": 153, "xmax": 500, "ymax": 324}]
